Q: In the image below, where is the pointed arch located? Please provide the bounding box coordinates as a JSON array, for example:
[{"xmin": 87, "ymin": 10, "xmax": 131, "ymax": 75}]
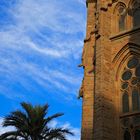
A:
[
  {"xmin": 113, "ymin": 2, "xmax": 127, "ymax": 14},
  {"xmin": 112, "ymin": 43, "xmax": 140, "ymax": 80},
  {"xmin": 128, "ymin": 0, "xmax": 137, "ymax": 9},
  {"xmin": 128, "ymin": 0, "xmax": 140, "ymax": 27},
  {"xmin": 113, "ymin": 2, "xmax": 127, "ymax": 32}
]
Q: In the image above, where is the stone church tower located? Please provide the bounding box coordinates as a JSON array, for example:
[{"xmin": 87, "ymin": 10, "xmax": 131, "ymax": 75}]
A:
[{"xmin": 79, "ymin": 0, "xmax": 140, "ymax": 139}]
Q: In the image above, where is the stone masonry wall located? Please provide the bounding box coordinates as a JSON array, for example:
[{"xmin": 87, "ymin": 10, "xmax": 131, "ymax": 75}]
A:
[{"xmin": 81, "ymin": 1, "xmax": 95, "ymax": 140}]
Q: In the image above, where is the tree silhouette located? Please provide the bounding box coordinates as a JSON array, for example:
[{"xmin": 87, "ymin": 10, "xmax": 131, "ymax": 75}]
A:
[{"xmin": 0, "ymin": 102, "xmax": 73, "ymax": 140}]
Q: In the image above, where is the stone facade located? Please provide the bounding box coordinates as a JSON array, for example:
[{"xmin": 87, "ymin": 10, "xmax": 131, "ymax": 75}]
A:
[{"xmin": 79, "ymin": 0, "xmax": 140, "ymax": 140}]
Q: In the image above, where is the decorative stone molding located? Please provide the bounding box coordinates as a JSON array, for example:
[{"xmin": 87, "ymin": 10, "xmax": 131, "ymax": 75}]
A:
[
  {"xmin": 110, "ymin": 27, "xmax": 140, "ymax": 41},
  {"xmin": 112, "ymin": 42, "xmax": 140, "ymax": 81},
  {"xmin": 84, "ymin": 28, "xmax": 98, "ymax": 43},
  {"xmin": 79, "ymin": 79, "xmax": 84, "ymax": 98},
  {"xmin": 100, "ymin": 0, "xmax": 117, "ymax": 11}
]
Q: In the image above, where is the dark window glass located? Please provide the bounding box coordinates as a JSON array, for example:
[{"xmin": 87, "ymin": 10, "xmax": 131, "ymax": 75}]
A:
[
  {"xmin": 122, "ymin": 82, "xmax": 128, "ymax": 89},
  {"xmin": 124, "ymin": 130, "xmax": 131, "ymax": 140},
  {"xmin": 122, "ymin": 118, "xmax": 129, "ymax": 127},
  {"xmin": 133, "ymin": 116, "xmax": 140, "ymax": 125},
  {"xmin": 133, "ymin": 9, "xmax": 140, "ymax": 27},
  {"xmin": 131, "ymin": 78, "xmax": 138, "ymax": 85},
  {"xmin": 127, "ymin": 58, "xmax": 139, "ymax": 69},
  {"xmin": 119, "ymin": 15, "xmax": 126, "ymax": 31},
  {"xmin": 122, "ymin": 71, "xmax": 132, "ymax": 81},
  {"xmin": 122, "ymin": 93, "xmax": 129, "ymax": 113},
  {"xmin": 118, "ymin": 6, "xmax": 126, "ymax": 32},
  {"xmin": 136, "ymin": 66, "xmax": 140, "ymax": 77},
  {"xmin": 135, "ymin": 129, "xmax": 140, "ymax": 140},
  {"xmin": 132, "ymin": 89, "xmax": 140, "ymax": 111}
]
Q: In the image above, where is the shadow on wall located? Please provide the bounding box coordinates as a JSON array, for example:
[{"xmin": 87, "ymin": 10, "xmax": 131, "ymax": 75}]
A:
[{"xmin": 117, "ymin": 0, "xmax": 140, "ymax": 139}]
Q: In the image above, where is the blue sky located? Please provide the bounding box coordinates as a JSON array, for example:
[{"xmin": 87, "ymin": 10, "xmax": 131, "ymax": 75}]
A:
[{"xmin": 0, "ymin": 0, "xmax": 86, "ymax": 139}]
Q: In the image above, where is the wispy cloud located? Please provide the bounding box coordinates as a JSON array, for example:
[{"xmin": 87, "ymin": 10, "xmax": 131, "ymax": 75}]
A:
[
  {"xmin": 11, "ymin": 0, "xmax": 85, "ymax": 34},
  {"xmin": 49, "ymin": 120, "xmax": 80, "ymax": 140},
  {"xmin": 0, "ymin": 0, "xmax": 86, "ymax": 101}
]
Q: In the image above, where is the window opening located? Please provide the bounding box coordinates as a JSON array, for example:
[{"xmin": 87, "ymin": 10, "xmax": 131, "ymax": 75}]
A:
[
  {"xmin": 124, "ymin": 130, "xmax": 131, "ymax": 140},
  {"xmin": 118, "ymin": 6, "xmax": 126, "ymax": 31},
  {"xmin": 122, "ymin": 92, "xmax": 129, "ymax": 113}
]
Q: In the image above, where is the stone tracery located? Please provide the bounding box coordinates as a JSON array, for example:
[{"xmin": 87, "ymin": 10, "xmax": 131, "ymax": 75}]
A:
[{"xmin": 121, "ymin": 56, "xmax": 140, "ymax": 139}]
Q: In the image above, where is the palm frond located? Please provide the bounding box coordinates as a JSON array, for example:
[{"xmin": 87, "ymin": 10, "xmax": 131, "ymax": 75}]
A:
[
  {"xmin": 1, "ymin": 102, "xmax": 74, "ymax": 140},
  {"xmin": 12, "ymin": 110, "xmax": 27, "ymax": 121},
  {"xmin": 44, "ymin": 113, "xmax": 64, "ymax": 126},
  {"xmin": 42, "ymin": 128, "xmax": 74, "ymax": 140},
  {"xmin": 3, "ymin": 115, "xmax": 25, "ymax": 128},
  {"xmin": 21, "ymin": 102, "xmax": 35, "ymax": 120},
  {"xmin": 0, "ymin": 131, "xmax": 23, "ymax": 140}
]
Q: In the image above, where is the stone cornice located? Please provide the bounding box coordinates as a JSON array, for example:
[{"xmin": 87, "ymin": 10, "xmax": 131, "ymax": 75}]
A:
[{"xmin": 110, "ymin": 27, "xmax": 140, "ymax": 41}]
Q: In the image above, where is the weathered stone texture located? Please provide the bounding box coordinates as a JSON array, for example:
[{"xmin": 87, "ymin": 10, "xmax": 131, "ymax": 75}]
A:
[{"xmin": 80, "ymin": 0, "xmax": 140, "ymax": 140}]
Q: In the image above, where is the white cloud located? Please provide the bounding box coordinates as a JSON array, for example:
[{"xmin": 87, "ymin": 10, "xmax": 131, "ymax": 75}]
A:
[
  {"xmin": 49, "ymin": 120, "xmax": 80, "ymax": 140},
  {"xmin": 0, "ymin": 1, "xmax": 83, "ymax": 139},
  {"xmin": 11, "ymin": 0, "xmax": 86, "ymax": 34},
  {"xmin": 0, "ymin": 0, "xmax": 85, "ymax": 101},
  {"xmin": 0, "ymin": 53, "xmax": 83, "ymax": 101},
  {"xmin": 0, "ymin": 118, "xmax": 15, "ymax": 135},
  {"xmin": 0, "ymin": 0, "xmax": 86, "ymax": 56}
]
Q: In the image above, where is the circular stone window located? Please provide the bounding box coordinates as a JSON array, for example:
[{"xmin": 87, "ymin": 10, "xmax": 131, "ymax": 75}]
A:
[
  {"xmin": 135, "ymin": 66, "xmax": 140, "ymax": 77},
  {"xmin": 122, "ymin": 82, "xmax": 128, "ymax": 89},
  {"xmin": 127, "ymin": 58, "xmax": 139, "ymax": 69},
  {"xmin": 122, "ymin": 71, "xmax": 132, "ymax": 81}
]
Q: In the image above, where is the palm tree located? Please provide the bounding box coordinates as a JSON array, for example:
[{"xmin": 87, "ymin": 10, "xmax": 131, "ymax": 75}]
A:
[{"xmin": 0, "ymin": 102, "xmax": 74, "ymax": 140}]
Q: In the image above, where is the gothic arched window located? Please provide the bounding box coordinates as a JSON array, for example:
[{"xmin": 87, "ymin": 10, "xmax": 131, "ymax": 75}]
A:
[
  {"xmin": 120, "ymin": 54, "xmax": 140, "ymax": 140},
  {"xmin": 130, "ymin": 1, "xmax": 140, "ymax": 28},
  {"xmin": 124, "ymin": 130, "xmax": 131, "ymax": 140},
  {"xmin": 121, "ymin": 57, "xmax": 140, "ymax": 113},
  {"xmin": 118, "ymin": 5, "xmax": 127, "ymax": 31}
]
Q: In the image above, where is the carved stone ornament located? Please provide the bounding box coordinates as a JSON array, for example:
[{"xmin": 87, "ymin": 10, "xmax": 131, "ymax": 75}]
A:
[
  {"xmin": 100, "ymin": 0, "xmax": 117, "ymax": 10},
  {"xmin": 86, "ymin": 0, "xmax": 117, "ymax": 9},
  {"xmin": 79, "ymin": 79, "xmax": 84, "ymax": 98}
]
